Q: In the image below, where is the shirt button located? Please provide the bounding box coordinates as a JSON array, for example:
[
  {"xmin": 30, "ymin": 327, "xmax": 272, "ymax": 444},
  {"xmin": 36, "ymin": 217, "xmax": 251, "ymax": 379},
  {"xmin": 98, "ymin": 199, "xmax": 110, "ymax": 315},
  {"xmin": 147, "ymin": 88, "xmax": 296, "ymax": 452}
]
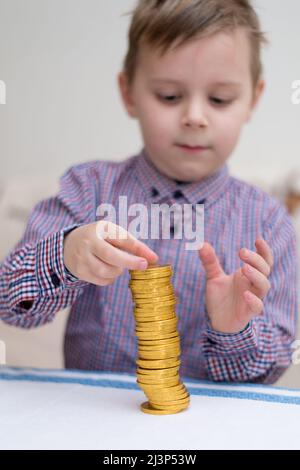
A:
[
  {"xmin": 50, "ymin": 271, "xmax": 61, "ymax": 288},
  {"xmin": 173, "ymin": 190, "xmax": 184, "ymax": 199},
  {"xmin": 151, "ymin": 187, "xmax": 160, "ymax": 197}
]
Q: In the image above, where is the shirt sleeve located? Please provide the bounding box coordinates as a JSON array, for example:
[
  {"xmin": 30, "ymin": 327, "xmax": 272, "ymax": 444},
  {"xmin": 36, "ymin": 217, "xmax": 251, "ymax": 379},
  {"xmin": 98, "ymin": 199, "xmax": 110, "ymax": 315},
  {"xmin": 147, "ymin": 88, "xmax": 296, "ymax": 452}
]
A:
[
  {"xmin": 202, "ymin": 202, "xmax": 299, "ymax": 384},
  {"xmin": 0, "ymin": 164, "xmax": 93, "ymax": 328}
]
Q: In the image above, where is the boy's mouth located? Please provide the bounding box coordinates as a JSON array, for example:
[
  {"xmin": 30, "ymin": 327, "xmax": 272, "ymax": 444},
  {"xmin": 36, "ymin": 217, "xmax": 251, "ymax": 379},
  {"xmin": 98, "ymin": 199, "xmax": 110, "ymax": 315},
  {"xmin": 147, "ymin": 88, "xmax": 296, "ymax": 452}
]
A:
[{"xmin": 176, "ymin": 144, "xmax": 209, "ymax": 152}]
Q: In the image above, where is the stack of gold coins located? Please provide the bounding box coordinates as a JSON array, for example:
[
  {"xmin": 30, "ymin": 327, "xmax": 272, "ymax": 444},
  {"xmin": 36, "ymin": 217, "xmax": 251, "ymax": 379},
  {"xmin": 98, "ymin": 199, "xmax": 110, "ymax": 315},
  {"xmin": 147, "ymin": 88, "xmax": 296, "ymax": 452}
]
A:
[{"xmin": 129, "ymin": 264, "xmax": 190, "ymax": 415}]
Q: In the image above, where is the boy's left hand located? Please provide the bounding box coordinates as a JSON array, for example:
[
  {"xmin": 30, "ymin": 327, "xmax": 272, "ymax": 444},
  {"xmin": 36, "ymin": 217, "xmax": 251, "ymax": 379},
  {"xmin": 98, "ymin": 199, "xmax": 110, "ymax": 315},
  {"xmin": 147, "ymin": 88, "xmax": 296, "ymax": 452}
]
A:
[{"xmin": 198, "ymin": 237, "xmax": 274, "ymax": 334}]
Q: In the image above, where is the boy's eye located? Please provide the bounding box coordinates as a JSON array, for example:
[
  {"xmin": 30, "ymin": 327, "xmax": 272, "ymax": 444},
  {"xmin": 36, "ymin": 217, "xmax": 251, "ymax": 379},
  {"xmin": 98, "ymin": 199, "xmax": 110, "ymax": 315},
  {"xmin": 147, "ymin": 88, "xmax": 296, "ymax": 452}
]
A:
[
  {"xmin": 157, "ymin": 94, "xmax": 179, "ymax": 103},
  {"xmin": 157, "ymin": 94, "xmax": 232, "ymax": 106},
  {"xmin": 210, "ymin": 97, "xmax": 231, "ymax": 106}
]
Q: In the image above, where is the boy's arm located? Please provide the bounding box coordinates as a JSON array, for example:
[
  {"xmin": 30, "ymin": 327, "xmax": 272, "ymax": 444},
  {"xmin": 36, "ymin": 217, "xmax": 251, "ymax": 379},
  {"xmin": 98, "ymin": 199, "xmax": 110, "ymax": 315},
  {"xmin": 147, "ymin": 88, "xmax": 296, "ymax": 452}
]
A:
[
  {"xmin": 0, "ymin": 164, "xmax": 92, "ymax": 328},
  {"xmin": 202, "ymin": 203, "xmax": 298, "ymax": 384}
]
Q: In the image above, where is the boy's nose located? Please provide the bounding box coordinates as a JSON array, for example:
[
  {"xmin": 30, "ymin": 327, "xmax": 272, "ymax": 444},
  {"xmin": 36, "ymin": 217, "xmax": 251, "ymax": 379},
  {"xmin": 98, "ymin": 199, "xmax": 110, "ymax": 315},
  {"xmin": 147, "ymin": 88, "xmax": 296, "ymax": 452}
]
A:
[{"xmin": 181, "ymin": 100, "xmax": 209, "ymax": 128}]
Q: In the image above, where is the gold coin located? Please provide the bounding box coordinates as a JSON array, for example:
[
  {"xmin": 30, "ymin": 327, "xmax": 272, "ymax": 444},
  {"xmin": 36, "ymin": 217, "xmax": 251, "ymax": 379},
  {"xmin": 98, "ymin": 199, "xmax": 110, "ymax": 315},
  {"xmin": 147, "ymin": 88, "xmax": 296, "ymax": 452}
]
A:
[
  {"xmin": 150, "ymin": 403, "xmax": 189, "ymax": 412},
  {"xmin": 147, "ymin": 393, "xmax": 188, "ymax": 403},
  {"xmin": 135, "ymin": 296, "xmax": 177, "ymax": 305},
  {"xmin": 134, "ymin": 292, "xmax": 174, "ymax": 299},
  {"xmin": 130, "ymin": 265, "xmax": 172, "ymax": 277},
  {"xmin": 134, "ymin": 300, "xmax": 176, "ymax": 308},
  {"xmin": 129, "ymin": 279, "xmax": 171, "ymax": 289},
  {"xmin": 137, "ymin": 375, "xmax": 180, "ymax": 387},
  {"xmin": 130, "ymin": 285, "xmax": 174, "ymax": 295},
  {"xmin": 140, "ymin": 401, "xmax": 185, "ymax": 415},
  {"xmin": 136, "ymin": 325, "xmax": 177, "ymax": 335},
  {"xmin": 129, "ymin": 276, "xmax": 170, "ymax": 283},
  {"xmin": 136, "ymin": 325, "xmax": 177, "ymax": 334},
  {"xmin": 134, "ymin": 294, "xmax": 175, "ymax": 304},
  {"xmin": 130, "ymin": 276, "xmax": 171, "ymax": 282},
  {"xmin": 136, "ymin": 309, "xmax": 176, "ymax": 318},
  {"xmin": 135, "ymin": 331, "xmax": 179, "ymax": 340},
  {"xmin": 132, "ymin": 291, "xmax": 174, "ymax": 296},
  {"xmin": 136, "ymin": 358, "xmax": 180, "ymax": 369},
  {"xmin": 136, "ymin": 370, "xmax": 179, "ymax": 381},
  {"xmin": 136, "ymin": 365, "xmax": 180, "ymax": 377},
  {"xmin": 150, "ymin": 390, "xmax": 190, "ymax": 402},
  {"xmin": 135, "ymin": 324, "xmax": 178, "ymax": 333},
  {"xmin": 137, "ymin": 372, "xmax": 179, "ymax": 381},
  {"xmin": 130, "ymin": 270, "xmax": 172, "ymax": 281},
  {"xmin": 145, "ymin": 388, "xmax": 188, "ymax": 400},
  {"xmin": 146, "ymin": 382, "xmax": 187, "ymax": 392},
  {"xmin": 137, "ymin": 335, "xmax": 180, "ymax": 346},
  {"xmin": 134, "ymin": 307, "xmax": 176, "ymax": 315},
  {"xmin": 137, "ymin": 373, "xmax": 180, "ymax": 384},
  {"xmin": 150, "ymin": 396, "xmax": 190, "ymax": 407},
  {"xmin": 136, "ymin": 371, "xmax": 180, "ymax": 381},
  {"xmin": 140, "ymin": 382, "xmax": 185, "ymax": 392},
  {"xmin": 135, "ymin": 328, "xmax": 178, "ymax": 337},
  {"xmin": 137, "ymin": 350, "xmax": 180, "ymax": 359},
  {"xmin": 132, "ymin": 282, "xmax": 173, "ymax": 291},
  {"xmin": 135, "ymin": 319, "xmax": 177, "ymax": 329},
  {"xmin": 138, "ymin": 343, "xmax": 180, "ymax": 352},
  {"xmin": 135, "ymin": 301, "xmax": 176, "ymax": 309},
  {"xmin": 143, "ymin": 388, "xmax": 187, "ymax": 400},
  {"xmin": 135, "ymin": 312, "xmax": 177, "ymax": 319},
  {"xmin": 139, "ymin": 384, "xmax": 183, "ymax": 395},
  {"xmin": 136, "ymin": 317, "xmax": 178, "ymax": 328},
  {"xmin": 150, "ymin": 396, "xmax": 190, "ymax": 406},
  {"xmin": 134, "ymin": 305, "xmax": 177, "ymax": 315},
  {"xmin": 130, "ymin": 264, "xmax": 171, "ymax": 273},
  {"xmin": 137, "ymin": 344, "xmax": 180, "ymax": 351},
  {"xmin": 134, "ymin": 313, "xmax": 176, "ymax": 322},
  {"xmin": 138, "ymin": 344, "xmax": 180, "ymax": 352},
  {"xmin": 137, "ymin": 341, "xmax": 180, "ymax": 349},
  {"xmin": 137, "ymin": 342, "xmax": 180, "ymax": 350},
  {"xmin": 131, "ymin": 287, "xmax": 173, "ymax": 296},
  {"xmin": 138, "ymin": 342, "xmax": 180, "ymax": 349},
  {"xmin": 141, "ymin": 386, "xmax": 188, "ymax": 397},
  {"xmin": 134, "ymin": 301, "xmax": 177, "ymax": 312},
  {"xmin": 138, "ymin": 350, "xmax": 180, "ymax": 360},
  {"xmin": 137, "ymin": 317, "xmax": 178, "ymax": 325},
  {"xmin": 138, "ymin": 342, "xmax": 180, "ymax": 352},
  {"xmin": 151, "ymin": 400, "xmax": 190, "ymax": 410}
]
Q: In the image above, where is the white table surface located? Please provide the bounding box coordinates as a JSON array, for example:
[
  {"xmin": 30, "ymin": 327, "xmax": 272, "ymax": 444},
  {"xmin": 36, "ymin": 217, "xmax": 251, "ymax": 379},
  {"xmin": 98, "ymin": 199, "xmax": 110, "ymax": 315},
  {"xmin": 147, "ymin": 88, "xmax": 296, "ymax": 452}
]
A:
[{"xmin": 1, "ymin": 367, "xmax": 300, "ymax": 450}]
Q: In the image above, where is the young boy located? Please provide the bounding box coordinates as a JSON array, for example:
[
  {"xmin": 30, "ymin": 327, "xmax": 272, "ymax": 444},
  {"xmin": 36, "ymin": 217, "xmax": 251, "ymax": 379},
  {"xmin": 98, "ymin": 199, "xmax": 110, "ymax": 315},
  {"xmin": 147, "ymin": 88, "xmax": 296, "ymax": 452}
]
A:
[{"xmin": 0, "ymin": 0, "xmax": 298, "ymax": 384}]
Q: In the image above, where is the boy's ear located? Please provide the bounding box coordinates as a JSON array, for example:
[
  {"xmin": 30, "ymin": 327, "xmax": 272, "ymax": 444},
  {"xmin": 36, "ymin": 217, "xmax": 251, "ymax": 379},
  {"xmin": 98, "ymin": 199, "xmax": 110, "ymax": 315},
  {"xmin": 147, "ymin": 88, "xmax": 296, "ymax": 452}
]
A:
[
  {"xmin": 246, "ymin": 78, "xmax": 266, "ymax": 122},
  {"xmin": 246, "ymin": 78, "xmax": 266, "ymax": 121},
  {"xmin": 117, "ymin": 71, "xmax": 138, "ymax": 119}
]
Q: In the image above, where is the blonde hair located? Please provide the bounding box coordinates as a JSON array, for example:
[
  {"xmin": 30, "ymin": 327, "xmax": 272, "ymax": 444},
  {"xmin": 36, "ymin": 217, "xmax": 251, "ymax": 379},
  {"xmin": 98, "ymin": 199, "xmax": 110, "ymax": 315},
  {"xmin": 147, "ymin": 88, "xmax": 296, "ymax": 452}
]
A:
[{"xmin": 121, "ymin": 0, "xmax": 269, "ymax": 89}]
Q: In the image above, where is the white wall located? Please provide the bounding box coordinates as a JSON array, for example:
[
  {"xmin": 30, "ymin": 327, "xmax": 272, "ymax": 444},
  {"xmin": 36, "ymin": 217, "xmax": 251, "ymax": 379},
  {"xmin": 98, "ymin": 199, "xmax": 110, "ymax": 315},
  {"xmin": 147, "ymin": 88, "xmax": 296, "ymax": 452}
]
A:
[{"xmin": 0, "ymin": 0, "xmax": 299, "ymax": 185}]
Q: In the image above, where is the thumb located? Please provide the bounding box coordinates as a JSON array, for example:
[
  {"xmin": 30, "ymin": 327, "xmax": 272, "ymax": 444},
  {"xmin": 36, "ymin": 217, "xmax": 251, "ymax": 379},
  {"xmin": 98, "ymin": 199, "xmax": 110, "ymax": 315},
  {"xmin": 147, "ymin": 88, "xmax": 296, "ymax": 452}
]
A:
[{"xmin": 198, "ymin": 242, "xmax": 224, "ymax": 280}]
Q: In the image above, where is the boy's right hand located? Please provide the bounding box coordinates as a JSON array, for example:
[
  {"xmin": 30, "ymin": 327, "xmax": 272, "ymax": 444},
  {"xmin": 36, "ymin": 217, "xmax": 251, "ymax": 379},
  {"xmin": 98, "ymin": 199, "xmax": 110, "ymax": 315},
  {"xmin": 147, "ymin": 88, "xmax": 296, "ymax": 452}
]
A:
[{"xmin": 63, "ymin": 220, "xmax": 159, "ymax": 286}]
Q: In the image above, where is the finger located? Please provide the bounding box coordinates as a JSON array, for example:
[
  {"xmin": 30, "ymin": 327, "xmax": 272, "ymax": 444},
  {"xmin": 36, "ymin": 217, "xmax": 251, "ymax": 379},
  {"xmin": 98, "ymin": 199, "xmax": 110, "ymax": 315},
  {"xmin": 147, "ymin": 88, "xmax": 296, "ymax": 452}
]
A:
[
  {"xmin": 255, "ymin": 237, "xmax": 274, "ymax": 270},
  {"xmin": 242, "ymin": 263, "xmax": 271, "ymax": 298},
  {"xmin": 95, "ymin": 221, "xmax": 159, "ymax": 266},
  {"xmin": 93, "ymin": 256, "xmax": 124, "ymax": 279},
  {"xmin": 239, "ymin": 247, "xmax": 271, "ymax": 277},
  {"xmin": 93, "ymin": 236, "xmax": 153, "ymax": 271},
  {"xmin": 243, "ymin": 290, "xmax": 264, "ymax": 316},
  {"xmin": 80, "ymin": 253, "xmax": 120, "ymax": 286},
  {"xmin": 198, "ymin": 242, "xmax": 224, "ymax": 280}
]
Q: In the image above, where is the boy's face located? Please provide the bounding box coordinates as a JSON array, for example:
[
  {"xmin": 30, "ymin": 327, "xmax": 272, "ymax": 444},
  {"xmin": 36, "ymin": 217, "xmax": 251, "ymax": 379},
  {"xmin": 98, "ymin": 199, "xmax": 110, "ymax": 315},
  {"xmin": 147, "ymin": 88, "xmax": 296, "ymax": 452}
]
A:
[{"xmin": 118, "ymin": 27, "xmax": 265, "ymax": 182}]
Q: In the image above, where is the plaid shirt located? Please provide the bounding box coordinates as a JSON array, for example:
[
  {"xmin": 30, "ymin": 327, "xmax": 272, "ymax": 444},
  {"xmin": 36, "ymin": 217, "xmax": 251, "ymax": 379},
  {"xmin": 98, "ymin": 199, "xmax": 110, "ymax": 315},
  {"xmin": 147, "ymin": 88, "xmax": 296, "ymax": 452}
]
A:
[{"xmin": 0, "ymin": 148, "xmax": 298, "ymax": 383}]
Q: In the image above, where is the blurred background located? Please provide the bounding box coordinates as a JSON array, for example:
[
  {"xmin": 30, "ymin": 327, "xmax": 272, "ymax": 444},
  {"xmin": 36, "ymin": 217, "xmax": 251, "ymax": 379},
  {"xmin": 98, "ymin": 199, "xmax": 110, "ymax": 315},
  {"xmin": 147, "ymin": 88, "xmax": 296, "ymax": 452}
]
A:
[{"xmin": 0, "ymin": 0, "xmax": 299, "ymax": 387}]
